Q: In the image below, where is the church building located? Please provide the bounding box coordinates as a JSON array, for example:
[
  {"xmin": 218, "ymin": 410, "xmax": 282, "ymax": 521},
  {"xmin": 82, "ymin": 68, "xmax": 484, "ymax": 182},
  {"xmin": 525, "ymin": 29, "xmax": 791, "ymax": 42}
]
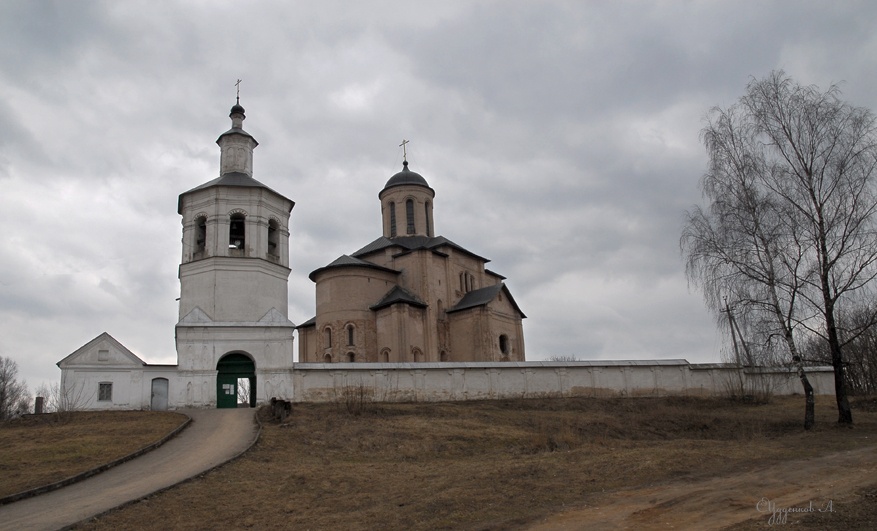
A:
[
  {"xmin": 57, "ymin": 101, "xmax": 296, "ymax": 409},
  {"xmin": 56, "ymin": 102, "xmax": 524, "ymax": 410},
  {"xmin": 296, "ymin": 156, "xmax": 526, "ymax": 364},
  {"xmin": 53, "ymin": 102, "xmax": 837, "ymax": 409}
]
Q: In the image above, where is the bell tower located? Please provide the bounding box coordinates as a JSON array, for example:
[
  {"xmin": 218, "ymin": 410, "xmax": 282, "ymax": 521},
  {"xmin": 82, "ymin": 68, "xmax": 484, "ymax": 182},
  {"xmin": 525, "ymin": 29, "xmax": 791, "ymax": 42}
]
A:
[{"xmin": 175, "ymin": 100, "xmax": 296, "ymax": 407}]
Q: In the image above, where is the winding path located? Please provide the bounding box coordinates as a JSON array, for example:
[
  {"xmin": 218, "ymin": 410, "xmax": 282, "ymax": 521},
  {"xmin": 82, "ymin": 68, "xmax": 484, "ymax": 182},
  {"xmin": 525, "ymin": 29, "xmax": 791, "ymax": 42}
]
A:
[{"xmin": 0, "ymin": 408, "xmax": 258, "ymax": 531}]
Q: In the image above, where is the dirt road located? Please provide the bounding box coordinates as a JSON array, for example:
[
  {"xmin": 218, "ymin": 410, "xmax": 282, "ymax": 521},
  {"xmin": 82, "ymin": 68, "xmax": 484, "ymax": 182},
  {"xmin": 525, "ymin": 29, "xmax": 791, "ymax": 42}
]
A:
[
  {"xmin": 527, "ymin": 444, "xmax": 877, "ymax": 530},
  {"xmin": 0, "ymin": 408, "xmax": 257, "ymax": 531}
]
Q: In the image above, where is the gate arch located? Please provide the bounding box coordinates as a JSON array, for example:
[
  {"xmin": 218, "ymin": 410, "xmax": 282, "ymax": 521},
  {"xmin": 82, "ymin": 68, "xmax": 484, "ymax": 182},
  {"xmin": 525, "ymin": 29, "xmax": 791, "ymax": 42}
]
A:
[{"xmin": 216, "ymin": 352, "xmax": 256, "ymax": 408}]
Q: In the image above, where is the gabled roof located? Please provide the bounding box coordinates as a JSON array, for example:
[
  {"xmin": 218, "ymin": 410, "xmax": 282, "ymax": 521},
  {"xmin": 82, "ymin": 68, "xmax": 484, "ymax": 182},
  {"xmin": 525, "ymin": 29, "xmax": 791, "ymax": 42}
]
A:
[
  {"xmin": 447, "ymin": 283, "xmax": 527, "ymax": 318},
  {"xmin": 485, "ymin": 269, "xmax": 506, "ymax": 280},
  {"xmin": 178, "ymin": 306, "xmax": 213, "ymax": 324},
  {"xmin": 370, "ymin": 286, "xmax": 428, "ymax": 311},
  {"xmin": 308, "ymin": 254, "xmax": 400, "ymax": 282},
  {"xmin": 177, "ymin": 172, "xmax": 293, "ymax": 214},
  {"xmin": 296, "ymin": 316, "xmax": 316, "ymax": 329},
  {"xmin": 352, "ymin": 235, "xmax": 489, "ymax": 262},
  {"xmin": 57, "ymin": 332, "xmax": 147, "ymax": 368}
]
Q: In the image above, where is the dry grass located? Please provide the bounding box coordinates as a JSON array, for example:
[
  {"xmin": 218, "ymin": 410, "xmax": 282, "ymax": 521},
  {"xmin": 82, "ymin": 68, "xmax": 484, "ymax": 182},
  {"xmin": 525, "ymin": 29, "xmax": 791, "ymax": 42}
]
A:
[
  {"xmin": 0, "ymin": 411, "xmax": 187, "ymax": 498},
  {"xmin": 72, "ymin": 395, "xmax": 877, "ymax": 530}
]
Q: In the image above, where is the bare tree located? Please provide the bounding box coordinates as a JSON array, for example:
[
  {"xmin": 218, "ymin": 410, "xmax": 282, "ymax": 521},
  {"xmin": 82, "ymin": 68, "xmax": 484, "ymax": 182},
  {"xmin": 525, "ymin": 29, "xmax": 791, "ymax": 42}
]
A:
[
  {"xmin": 237, "ymin": 378, "xmax": 251, "ymax": 406},
  {"xmin": 0, "ymin": 356, "xmax": 31, "ymax": 420},
  {"xmin": 683, "ymin": 71, "xmax": 877, "ymax": 425},
  {"xmin": 683, "ymin": 101, "xmax": 815, "ymax": 427}
]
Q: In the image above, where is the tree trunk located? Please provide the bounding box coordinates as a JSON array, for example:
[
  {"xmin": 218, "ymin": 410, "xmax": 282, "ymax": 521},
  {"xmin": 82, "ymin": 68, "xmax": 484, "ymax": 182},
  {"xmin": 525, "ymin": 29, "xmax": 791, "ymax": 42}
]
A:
[
  {"xmin": 829, "ymin": 334, "xmax": 854, "ymax": 424},
  {"xmin": 823, "ymin": 286, "xmax": 854, "ymax": 424},
  {"xmin": 798, "ymin": 366, "xmax": 815, "ymax": 430}
]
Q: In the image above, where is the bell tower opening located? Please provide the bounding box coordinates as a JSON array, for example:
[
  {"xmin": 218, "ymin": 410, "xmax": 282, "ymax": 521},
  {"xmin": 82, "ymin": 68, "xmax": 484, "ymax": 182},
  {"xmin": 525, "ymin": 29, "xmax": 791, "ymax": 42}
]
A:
[{"xmin": 229, "ymin": 213, "xmax": 246, "ymax": 252}]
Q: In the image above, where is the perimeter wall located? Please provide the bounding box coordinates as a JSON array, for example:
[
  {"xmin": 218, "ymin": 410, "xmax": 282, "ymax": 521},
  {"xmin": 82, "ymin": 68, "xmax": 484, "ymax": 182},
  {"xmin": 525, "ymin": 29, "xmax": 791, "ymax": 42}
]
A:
[{"xmin": 290, "ymin": 360, "xmax": 835, "ymax": 403}]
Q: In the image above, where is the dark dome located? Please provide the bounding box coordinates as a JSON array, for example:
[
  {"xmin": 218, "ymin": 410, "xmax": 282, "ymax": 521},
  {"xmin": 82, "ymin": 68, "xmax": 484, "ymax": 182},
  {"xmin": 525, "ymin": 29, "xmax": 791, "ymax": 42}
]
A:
[
  {"xmin": 230, "ymin": 103, "xmax": 246, "ymax": 116},
  {"xmin": 383, "ymin": 161, "xmax": 430, "ymax": 190}
]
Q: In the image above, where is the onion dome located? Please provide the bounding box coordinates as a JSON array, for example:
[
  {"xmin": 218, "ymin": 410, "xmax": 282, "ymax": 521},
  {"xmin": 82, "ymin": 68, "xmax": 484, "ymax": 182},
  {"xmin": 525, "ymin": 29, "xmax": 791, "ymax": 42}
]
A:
[{"xmin": 382, "ymin": 161, "xmax": 431, "ymax": 192}]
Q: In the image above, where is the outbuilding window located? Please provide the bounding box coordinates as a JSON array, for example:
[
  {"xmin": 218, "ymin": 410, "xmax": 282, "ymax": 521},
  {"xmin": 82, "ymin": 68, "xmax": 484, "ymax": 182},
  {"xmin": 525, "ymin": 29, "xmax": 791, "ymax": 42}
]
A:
[{"xmin": 98, "ymin": 382, "xmax": 113, "ymax": 401}]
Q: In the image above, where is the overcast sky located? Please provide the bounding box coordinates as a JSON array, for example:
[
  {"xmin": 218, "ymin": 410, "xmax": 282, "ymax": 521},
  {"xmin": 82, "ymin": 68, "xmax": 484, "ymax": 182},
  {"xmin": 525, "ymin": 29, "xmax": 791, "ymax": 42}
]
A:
[{"xmin": 3, "ymin": 1, "xmax": 877, "ymax": 390}]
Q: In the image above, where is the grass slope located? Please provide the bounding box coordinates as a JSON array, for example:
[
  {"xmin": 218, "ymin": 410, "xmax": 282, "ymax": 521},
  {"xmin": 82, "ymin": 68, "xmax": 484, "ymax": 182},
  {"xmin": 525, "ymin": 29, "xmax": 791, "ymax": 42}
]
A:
[
  {"xmin": 70, "ymin": 396, "xmax": 877, "ymax": 530},
  {"xmin": 0, "ymin": 411, "xmax": 187, "ymax": 498}
]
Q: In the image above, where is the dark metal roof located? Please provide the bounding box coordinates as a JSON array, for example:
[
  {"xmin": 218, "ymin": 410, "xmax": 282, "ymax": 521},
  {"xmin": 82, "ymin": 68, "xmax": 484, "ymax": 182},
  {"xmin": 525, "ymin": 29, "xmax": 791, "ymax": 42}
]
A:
[
  {"xmin": 216, "ymin": 126, "xmax": 257, "ymax": 145},
  {"xmin": 370, "ymin": 285, "xmax": 428, "ymax": 311},
  {"xmin": 296, "ymin": 316, "xmax": 316, "ymax": 329},
  {"xmin": 177, "ymin": 172, "xmax": 291, "ymax": 214},
  {"xmin": 382, "ymin": 161, "xmax": 432, "ymax": 193},
  {"xmin": 485, "ymin": 269, "xmax": 506, "ymax": 280},
  {"xmin": 308, "ymin": 254, "xmax": 400, "ymax": 282},
  {"xmin": 447, "ymin": 282, "xmax": 526, "ymax": 318},
  {"xmin": 352, "ymin": 235, "xmax": 489, "ymax": 262}
]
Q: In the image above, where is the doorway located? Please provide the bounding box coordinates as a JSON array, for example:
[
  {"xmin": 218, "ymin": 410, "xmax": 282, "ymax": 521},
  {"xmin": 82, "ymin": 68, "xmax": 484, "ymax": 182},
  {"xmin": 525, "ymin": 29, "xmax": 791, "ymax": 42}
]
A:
[
  {"xmin": 216, "ymin": 352, "xmax": 256, "ymax": 408},
  {"xmin": 151, "ymin": 378, "xmax": 169, "ymax": 411}
]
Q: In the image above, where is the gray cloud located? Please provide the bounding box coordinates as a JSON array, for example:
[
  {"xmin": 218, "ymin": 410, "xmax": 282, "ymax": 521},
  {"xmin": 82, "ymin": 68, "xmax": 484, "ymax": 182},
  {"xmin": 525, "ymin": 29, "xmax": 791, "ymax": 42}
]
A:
[{"xmin": 2, "ymin": 1, "xmax": 877, "ymax": 389}]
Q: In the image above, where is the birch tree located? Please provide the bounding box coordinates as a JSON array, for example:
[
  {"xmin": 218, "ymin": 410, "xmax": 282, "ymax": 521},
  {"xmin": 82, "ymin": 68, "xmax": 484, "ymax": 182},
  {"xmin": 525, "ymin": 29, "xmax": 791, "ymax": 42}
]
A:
[{"xmin": 683, "ymin": 71, "xmax": 877, "ymax": 425}]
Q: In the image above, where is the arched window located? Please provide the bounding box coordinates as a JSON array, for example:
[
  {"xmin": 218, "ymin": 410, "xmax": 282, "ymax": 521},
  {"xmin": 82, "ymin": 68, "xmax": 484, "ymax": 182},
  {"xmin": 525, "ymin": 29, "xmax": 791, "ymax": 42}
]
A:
[
  {"xmin": 323, "ymin": 327, "xmax": 332, "ymax": 348},
  {"xmin": 346, "ymin": 352, "xmax": 355, "ymax": 362},
  {"xmin": 346, "ymin": 324, "xmax": 355, "ymax": 346},
  {"xmin": 380, "ymin": 348, "xmax": 390, "ymax": 363},
  {"xmin": 440, "ymin": 350, "xmax": 448, "ymax": 362},
  {"xmin": 413, "ymin": 348, "xmax": 423, "ymax": 362},
  {"xmin": 499, "ymin": 334, "xmax": 510, "ymax": 355},
  {"xmin": 425, "ymin": 201, "xmax": 431, "ymax": 236},
  {"xmin": 406, "ymin": 199, "xmax": 415, "ymax": 234},
  {"xmin": 323, "ymin": 353, "xmax": 332, "ymax": 363},
  {"xmin": 229, "ymin": 213, "xmax": 246, "ymax": 251},
  {"xmin": 195, "ymin": 216, "xmax": 207, "ymax": 257},
  {"xmin": 389, "ymin": 202, "xmax": 397, "ymax": 238},
  {"xmin": 268, "ymin": 219, "xmax": 279, "ymax": 257},
  {"xmin": 468, "ymin": 273, "xmax": 476, "ymax": 292},
  {"xmin": 460, "ymin": 272, "xmax": 465, "ymax": 292}
]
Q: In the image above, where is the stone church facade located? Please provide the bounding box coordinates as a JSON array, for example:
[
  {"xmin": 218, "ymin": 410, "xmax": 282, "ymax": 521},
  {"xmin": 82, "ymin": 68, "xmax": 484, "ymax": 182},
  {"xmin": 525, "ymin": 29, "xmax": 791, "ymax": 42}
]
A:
[
  {"xmin": 56, "ymin": 102, "xmax": 525, "ymax": 410},
  {"xmin": 297, "ymin": 161, "xmax": 526, "ymax": 364}
]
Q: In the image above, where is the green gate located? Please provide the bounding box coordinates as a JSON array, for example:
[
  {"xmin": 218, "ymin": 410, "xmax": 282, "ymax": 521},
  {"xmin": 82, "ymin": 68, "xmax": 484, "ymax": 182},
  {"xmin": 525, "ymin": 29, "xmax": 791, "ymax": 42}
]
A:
[{"xmin": 216, "ymin": 353, "xmax": 256, "ymax": 408}]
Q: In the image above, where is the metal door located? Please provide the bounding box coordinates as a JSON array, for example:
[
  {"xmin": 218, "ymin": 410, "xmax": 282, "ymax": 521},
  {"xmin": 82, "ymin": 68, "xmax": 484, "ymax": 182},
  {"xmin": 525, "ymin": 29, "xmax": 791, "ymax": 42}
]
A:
[
  {"xmin": 151, "ymin": 378, "xmax": 169, "ymax": 411},
  {"xmin": 216, "ymin": 374, "xmax": 239, "ymax": 409}
]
